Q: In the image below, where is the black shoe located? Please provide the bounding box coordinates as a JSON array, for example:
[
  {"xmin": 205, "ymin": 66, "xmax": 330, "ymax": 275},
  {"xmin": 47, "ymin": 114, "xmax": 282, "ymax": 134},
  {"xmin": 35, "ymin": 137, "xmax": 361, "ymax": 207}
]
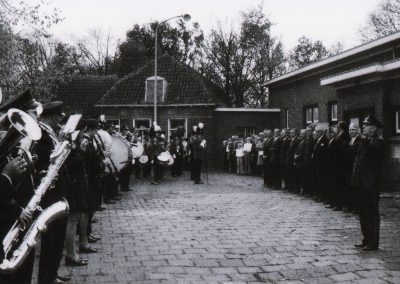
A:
[
  {"xmin": 89, "ymin": 234, "xmax": 101, "ymax": 241},
  {"xmin": 362, "ymin": 245, "xmax": 378, "ymax": 251},
  {"xmin": 91, "ymin": 218, "xmax": 99, "ymax": 223},
  {"xmin": 104, "ymin": 200, "xmax": 116, "ymax": 204},
  {"xmin": 88, "ymin": 237, "xmax": 98, "ymax": 244},
  {"xmin": 79, "ymin": 246, "xmax": 99, "ymax": 253},
  {"xmin": 195, "ymin": 181, "xmax": 204, "ymax": 184},
  {"xmin": 333, "ymin": 207, "xmax": 342, "ymax": 211},
  {"xmin": 355, "ymin": 243, "xmax": 366, "ymax": 248},
  {"xmin": 151, "ymin": 181, "xmax": 160, "ymax": 185},
  {"xmin": 65, "ymin": 256, "xmax": 88, "ymax": 266},
  {"xmin": 97, "ymin": 206, "xmax": 106, "ymax": 211},
  {"xmin": 112, "ymin": 196, "xmax": 121, "ymax": 201},
  {"xmin": 57, "ymin": 274, "xmax": 72, "ymax": 282},
  {"xmin": 121, "ymin": 188, "xmax": 133, "ymax": 192},
  {"xmin": 325, "ymin": 205, "xmax": 335, "ymax": 209}
]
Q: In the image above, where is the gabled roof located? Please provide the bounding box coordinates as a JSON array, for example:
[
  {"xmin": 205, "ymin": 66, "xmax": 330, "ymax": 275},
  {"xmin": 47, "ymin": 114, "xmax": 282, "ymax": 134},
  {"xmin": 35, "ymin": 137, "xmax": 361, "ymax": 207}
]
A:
[
  {"xmin": 96, "ymin": 55, "xmax": 227, "ymax": 106},
  {"xmin": 55, "ymin": 75, "xmax": 117, "ymax": 115},
  {"xmin": 265, "ymin": 31, "xmax": 400, "ymax": 86}
]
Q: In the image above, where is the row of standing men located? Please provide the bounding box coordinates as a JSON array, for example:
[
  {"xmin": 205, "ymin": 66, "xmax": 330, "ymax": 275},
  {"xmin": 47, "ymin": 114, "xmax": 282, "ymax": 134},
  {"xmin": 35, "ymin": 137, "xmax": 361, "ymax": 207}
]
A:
[{"xmin": 224, "ymin": 116, "xmax": 384, "ymax": 251}]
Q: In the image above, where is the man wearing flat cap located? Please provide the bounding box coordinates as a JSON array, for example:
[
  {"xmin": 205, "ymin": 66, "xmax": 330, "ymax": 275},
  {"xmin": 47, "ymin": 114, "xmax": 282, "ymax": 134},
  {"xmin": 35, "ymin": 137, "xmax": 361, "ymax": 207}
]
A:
[{"xmin": 352, "ymin": 114, "xmax": 384, "ymax": 251}]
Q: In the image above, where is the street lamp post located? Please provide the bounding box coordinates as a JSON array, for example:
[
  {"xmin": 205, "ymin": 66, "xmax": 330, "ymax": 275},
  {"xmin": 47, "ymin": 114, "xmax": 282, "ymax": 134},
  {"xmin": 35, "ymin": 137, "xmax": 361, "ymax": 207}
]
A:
[{"xmin": 153, "ymin": 14, "xmax": 191, "ymax": 124}]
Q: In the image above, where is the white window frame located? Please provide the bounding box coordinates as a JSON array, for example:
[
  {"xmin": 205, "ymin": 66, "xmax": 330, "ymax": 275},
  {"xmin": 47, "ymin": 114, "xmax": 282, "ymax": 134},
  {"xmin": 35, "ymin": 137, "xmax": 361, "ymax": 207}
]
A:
[
  {"xmin": 305, "ymin": 105, "xmax": 319, "ymax": 124},
  {"xmin": 133, "ymin": 118, "xmax": 152, "ymax": 138},
  {"xmin": 167, "ymin": 118, "xmax": 187, "ymax": 142},
  {"xmin": 145, "ymin": 76, "xmax": 167, "ymax": 103},
  {"xmin": 313, "ymin": 107, "xmax": 319, "ymax": 123},
  {"xmin": 237, "ymin": 127, "xmax": 256, "ymax": 138},
  {"xmin": 396, "ymin": 110, "xmax": 400, "ymax": 134},
  {"xmin": 107, "ymin": 118, "xmax": 121, "ymax": 128},
  {"xmin": 331, "ymin": 103, "xmax": 338, "ymax": 122},
  {"xmin": 306, "ymin": 108, "xmax": 313, "ymax": 124}
]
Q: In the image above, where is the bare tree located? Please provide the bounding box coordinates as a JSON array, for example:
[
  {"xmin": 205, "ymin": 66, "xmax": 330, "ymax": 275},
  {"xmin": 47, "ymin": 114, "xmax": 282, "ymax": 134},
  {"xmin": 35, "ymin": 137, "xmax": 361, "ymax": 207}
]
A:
[
  {"xmin": 360, "ymin": 0, "xmax": 400, "ymax": 42},
  {"xmin": 76, "ymin": 28, "xmax": 118, "ymax": 75}
]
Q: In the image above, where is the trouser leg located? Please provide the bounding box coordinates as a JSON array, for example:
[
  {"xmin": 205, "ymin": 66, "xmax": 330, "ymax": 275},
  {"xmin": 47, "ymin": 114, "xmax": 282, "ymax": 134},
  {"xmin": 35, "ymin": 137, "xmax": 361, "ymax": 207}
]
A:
[
  {"xmin": 79, "ymin": 212, "xmax": 90, "ymax": 247},
  {"xmin": 65, "ymin": 211, "xmax": 80, "ymax": 260},
  {"xmin": 38, "ymin": 216, "xmax": 67, "ymax": 284}
]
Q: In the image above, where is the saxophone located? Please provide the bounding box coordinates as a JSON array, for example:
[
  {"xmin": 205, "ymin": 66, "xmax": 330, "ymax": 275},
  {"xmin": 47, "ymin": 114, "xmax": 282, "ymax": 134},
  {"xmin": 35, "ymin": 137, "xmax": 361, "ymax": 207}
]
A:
[{"xmin": 0, "ymin": 140, "xmax": 71, "ymax": 273}]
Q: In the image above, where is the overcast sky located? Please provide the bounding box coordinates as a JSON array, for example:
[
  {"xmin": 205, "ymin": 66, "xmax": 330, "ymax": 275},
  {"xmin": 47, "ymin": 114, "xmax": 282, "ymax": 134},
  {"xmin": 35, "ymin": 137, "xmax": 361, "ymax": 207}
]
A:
[{"xmin": 33, "ymin": 0, "xmax": 380, "ymax": 51}]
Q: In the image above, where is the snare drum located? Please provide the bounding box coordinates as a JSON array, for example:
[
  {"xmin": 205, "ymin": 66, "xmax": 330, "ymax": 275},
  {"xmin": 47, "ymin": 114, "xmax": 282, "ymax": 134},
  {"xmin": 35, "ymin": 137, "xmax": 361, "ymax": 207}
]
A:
[{"xmin": 157, "ymin": 152, "xmax": 170, "ymax": 165}]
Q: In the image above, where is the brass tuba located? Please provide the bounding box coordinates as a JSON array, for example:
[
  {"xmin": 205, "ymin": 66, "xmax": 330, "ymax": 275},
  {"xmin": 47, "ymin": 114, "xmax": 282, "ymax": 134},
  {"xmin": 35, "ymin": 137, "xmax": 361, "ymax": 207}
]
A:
[
  {"xmin": 0, "ymin": 114, "xmax": 81, "ymax": 273},
  {"xmin": 0, "ymin": 108, "xmax": 42, "ymax": 169}
]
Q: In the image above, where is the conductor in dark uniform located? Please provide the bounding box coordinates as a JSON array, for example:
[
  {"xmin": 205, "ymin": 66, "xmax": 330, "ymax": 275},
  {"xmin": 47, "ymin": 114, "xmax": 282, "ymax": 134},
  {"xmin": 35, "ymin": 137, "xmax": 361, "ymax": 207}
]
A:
[
  {"xmin": 352, "ymin": 115, "xmax": 384, "ymax": 251},
  {"xmin": 192, "ymin": 127, "xmax": 206, "ymax": 184}
]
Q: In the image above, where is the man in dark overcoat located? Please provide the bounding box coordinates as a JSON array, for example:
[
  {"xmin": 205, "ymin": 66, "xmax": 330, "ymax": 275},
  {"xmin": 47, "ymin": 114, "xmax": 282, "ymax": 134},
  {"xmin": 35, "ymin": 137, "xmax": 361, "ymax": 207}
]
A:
[
  {"xmin": 286, "ymin": 128, "xmax": 300, "ymax": 192},
  {"xmin": 268, "ymin": 128, "xmax": 282, "ymax": 189},
  {"xmin": 352, "ymin": 115, "xmax": 384, "ymax": 251},
  {"xmin": 311, "ymin": 125, "xmax": 329, "ymax": 201}
]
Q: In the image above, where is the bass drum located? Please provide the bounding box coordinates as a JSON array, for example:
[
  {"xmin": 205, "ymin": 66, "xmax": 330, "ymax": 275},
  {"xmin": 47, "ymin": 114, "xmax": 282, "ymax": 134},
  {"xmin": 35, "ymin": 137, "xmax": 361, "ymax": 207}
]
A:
[
  {"xmin": 131, "ymin": 141, "xmax": 144, "ymax": 159},
  {"xmin": 106, "ymin": 135, "xmax": 130, "ymax": 173}
]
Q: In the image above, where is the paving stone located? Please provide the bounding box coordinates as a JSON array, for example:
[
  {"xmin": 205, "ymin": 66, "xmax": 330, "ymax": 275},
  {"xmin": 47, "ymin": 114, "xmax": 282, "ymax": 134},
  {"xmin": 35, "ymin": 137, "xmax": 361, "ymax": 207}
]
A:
[{"xmin": 29, "ymin": 173, "xmax": 400, "ymax": 283}]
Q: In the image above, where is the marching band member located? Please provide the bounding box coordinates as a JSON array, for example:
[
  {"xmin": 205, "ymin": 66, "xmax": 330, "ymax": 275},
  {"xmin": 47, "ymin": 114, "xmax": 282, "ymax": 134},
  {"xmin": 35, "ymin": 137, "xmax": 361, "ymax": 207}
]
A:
[
  {"xmin": 0, "ymin": 89, "xmax": 42, "ymax": 284},
  {"xmin": 192, "ymin": 124, "xmax": 206, "ymax": 184},
  {"xmin": 35, "ymin": 101, "xmax": 71, "ymax": 284},
  {"xmin": 64, "ymin": 130, "xmax": 91, "ymax": 267},
  {"xmin": 81, "ymin": 119, "xmax": 103, "ymax": 246},
  {"xmin": 119, "ymin": 126, "xmax": 134, "ymax": 191}
]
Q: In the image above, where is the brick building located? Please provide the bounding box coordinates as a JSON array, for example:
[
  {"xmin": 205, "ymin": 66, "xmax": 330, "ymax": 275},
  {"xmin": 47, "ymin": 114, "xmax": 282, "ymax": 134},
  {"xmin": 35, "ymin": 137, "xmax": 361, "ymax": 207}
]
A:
[
  {"xmin": 266, "ymin": 32, "xmax": 400, "ymax": 191},
  {"xmin": 57, "ymin": 55, "xmax": 280, "ymax": 167},
  {"xmin": 56, "ymin": 75, "xmax": 118, "ymax": 116}
]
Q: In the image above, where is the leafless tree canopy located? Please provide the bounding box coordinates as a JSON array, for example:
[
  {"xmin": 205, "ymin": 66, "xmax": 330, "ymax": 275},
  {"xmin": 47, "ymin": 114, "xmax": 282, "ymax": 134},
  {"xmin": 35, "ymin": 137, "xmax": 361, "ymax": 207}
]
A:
[{"xmin": 360, "ymin": 0, "xmax": 400, "ymax": 42}]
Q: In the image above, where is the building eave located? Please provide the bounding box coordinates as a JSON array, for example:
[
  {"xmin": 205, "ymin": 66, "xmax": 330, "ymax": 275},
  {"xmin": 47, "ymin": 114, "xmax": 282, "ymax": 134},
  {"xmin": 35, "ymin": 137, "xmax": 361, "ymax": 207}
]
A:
[
  {"xmin": 95, "ymin": 103, "xmax": 217, "ymax": 108},
  {"xmin": 264, "ymin": 32, "xmax": 400, "ymax": 87},
  {"xmin": 214, "ymin": 108, "xmax": 281, "ymax": 112},
  {"xmin": 320, "ymin": 58, "xmax": 400, "ymax": 86}
]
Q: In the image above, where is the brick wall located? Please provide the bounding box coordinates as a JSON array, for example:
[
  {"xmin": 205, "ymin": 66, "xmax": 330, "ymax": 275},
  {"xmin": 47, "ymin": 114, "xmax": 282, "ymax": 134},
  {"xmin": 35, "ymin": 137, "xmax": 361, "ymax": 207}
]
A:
[
  {"xmin": 213, "ymin": 111, "xmax": 280, "ymax": 168},
  {"xmin": 269, "ymin": 75, "xmax": 337, "ymax": 129},
  {"xmin": 96, "ymin": 105, "xmax": 216, "ymax": 164}
]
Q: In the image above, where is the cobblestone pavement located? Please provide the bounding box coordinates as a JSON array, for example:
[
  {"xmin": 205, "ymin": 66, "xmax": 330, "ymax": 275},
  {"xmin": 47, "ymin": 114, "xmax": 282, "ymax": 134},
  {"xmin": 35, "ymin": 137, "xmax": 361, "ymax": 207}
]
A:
[{"xmin": 37, "ymin": 172, "xmax": 400, "ymax": 283}]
